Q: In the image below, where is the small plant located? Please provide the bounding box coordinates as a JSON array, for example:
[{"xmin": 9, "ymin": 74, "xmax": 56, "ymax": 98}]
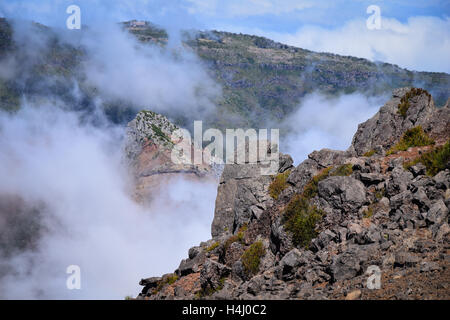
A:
[
  {"xmin": 386, "ymin": 126, "xmax": 434, "ymax": 155},
  {"xmin": 332, "ymin": 164, "xmax": 353, "ymax": 177},
  {"xmin": 269, "ymin": 170, "xmax": 291, "ymax": 200},
  {"xmin": 375, "ymin": 188, "xmax": 385, "ymax": 200},
  {"xmin": 404, "ymin": 140, "xmax": 450, "ymax": 176},
  {"xmin": 363, "ymin": 205, "xmax": 374, "ymax": 219},
  {"xmin": 283, "ymin": 195, "xmax": 324, "ymax": 248},
  {"xmin": 241, "ymin": 241, "xmax": 265, "ymax": 276},
  {"xmin": 206, "ymin": 242, "xmax": 219, "ymax": 252},
  {"xmin": 303, "ymin": 167, "xmax": 333, "ymax": 199},
  {"xmin": 363, "ymin": 149, "xmax": 376, "ymax": 157},
  {"xmin": 397, "ymin": 88, "xmax": 431, "ymax": 119},
  {"xmin": 224, "ymin": 224, "xmax": 247, "ymax": 251}
]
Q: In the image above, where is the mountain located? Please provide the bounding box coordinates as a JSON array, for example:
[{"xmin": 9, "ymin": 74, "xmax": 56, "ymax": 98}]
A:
[
  {"xmin": 0, "ymin": 18, "xmax": 449, "ymax": 131},
  {"xmin": 126, "ymin": 21, "xmax": 450, "ymax": 128},
  {"xmin": 136, "ymin": 88, "xmax": 450, "ymax": 300}
]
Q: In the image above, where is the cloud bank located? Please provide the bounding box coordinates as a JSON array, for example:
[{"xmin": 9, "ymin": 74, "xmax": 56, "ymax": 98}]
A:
[
  {"xmin": 252, "ymin": 16, "xmax": 450, "ymax": 73},
  {"xmin": 0, "ymin": 105, "xmax": 217, "ymax": 299}
]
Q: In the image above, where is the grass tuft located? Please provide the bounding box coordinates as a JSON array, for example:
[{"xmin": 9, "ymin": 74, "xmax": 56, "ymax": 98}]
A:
[
  {"xmin": 269, "ymin": 170, "xmax": 291, "ymax": 200},
  {"xmin": 404, "ymin": 140, "xmax": 450, "ymax": 176},
  {"xmin": 386, "ymin": 126, "xmax": 434, "ymax": 155}
]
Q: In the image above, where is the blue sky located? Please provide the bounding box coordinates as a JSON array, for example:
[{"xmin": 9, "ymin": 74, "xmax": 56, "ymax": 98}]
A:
[{"xmin": 0, "ymin": 0, "xmax": 449, "ymax": 72}]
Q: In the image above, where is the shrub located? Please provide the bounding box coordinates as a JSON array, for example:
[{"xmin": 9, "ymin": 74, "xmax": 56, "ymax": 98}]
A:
[
  {"xmin": 387, "ymin": 126, "xmax": 434, "ymax": 155},
  {"xmin": 398, "ymin": 88, "xmax": 431, "ymax": 118},
  {"xmin": 363, "ymin": 205, "xmax": 374, "ymax": 219},
  {"xmin": 269, "ymin": 170, "xmax": 291, "ymax": 200},
  {"xmin": 404, "ymin": 140, "xmax": 450, "ymax": 176},
  {"xmin": 283, "ymin": 195, "xmax": 324, "ymax": 248},
  {"xmin": 206, "ymin": 242, "xmax": 219, "ymax": 252},
  {"xmin": 241, "ymin": 241, "xmax": 265, "ymax": 276},
  {"xmin": 363, "ymin": 149, "xmax": 376, "ymax": 157},
  {"xmin": 224, "ymin": 224, "xmax": 247, "ymax": 251},
  {"xmin": 303, "ymin": 167, "xmax": 333, "ymax": 199},
  {"xmin": 332, "ymin": 164, "xmax": 353, "ymax": 177}
]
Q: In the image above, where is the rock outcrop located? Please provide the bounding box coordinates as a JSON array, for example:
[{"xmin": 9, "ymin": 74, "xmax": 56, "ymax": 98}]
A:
[
  {"xmin": 125, "ymin": 110, "xmax": 215, "ymax": 202},
  {"xmin": 136, "ymin": 88, "xmax": 450, "ymax": 300}
]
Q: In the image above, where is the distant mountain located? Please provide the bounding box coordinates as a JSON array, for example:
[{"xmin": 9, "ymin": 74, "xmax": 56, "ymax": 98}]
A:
[{"xmin": 0, "ymin": 18, "xmax": 449, "ymax": 131}]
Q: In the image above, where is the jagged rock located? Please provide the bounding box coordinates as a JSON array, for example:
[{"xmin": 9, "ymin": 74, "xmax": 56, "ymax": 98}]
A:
[
  {"xmin": 386, "ymin": 166, "xmax": 414, "ymax": 197},
  {"xmin": 200, "ymin": 259, "xmax": 231, "ymax": 291},
  {"xmin": 308, "ymin": 149, "xmax": 350, "ymax": 168},
  {"xmin": 433, "ymin": 170, "xmax": 450, "ymax": 190},
  {"xmin": 318, "ymin": 176, "xmax": 367, "ymax": 212},
  {"xmin": 287, "ymin": 159, "xmax": 319, "ymax": 190},
  {"xmin": 176, "ymin": 252, "xmax": 205, "ymax": 277},
  {"xmin": 125, "ymin": 110, "xmax": 214, "ymax": 202},
  {"xmin": 359, "ymin": 172, "xmax": 385, "ymax": 185},
  {"xmin": 331, "ymin": 245, "xmax": 367, "ymax": 281},
  {"xmin": 408, "ymin": 163, "xmax": 426, "ymax": 177},
  {"xmin": 350, "ymin": 87, "xmax": 443, "ymax": 155},
  {"xmin": 279, "ymin": 248, "xmax": 303, "ymax": 279},
  {"xmin": 426, "ymin": 200, "xmax": 449, "ymax": 225},
  {"xmin": 211, "ymin": 151, "xmax": 291, "ymax": 237}
]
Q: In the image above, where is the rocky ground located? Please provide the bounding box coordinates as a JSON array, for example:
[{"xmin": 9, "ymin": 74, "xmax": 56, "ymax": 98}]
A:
[{"xmin": 135, "ymin": 87, "xmax": 450, "ymax": 300}]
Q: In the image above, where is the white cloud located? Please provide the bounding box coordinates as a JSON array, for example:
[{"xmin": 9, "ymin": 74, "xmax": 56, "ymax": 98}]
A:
[
  {"xmin": 256, "ymin": 16, "xmax": 450, "ymax": 73},
  {"xmin": 281, "ymin": 92, "xmax": 385, "ymax": 164},
  {"xmin": 0, "ymin": 103, "xmax": 217, "ymax": 299}
]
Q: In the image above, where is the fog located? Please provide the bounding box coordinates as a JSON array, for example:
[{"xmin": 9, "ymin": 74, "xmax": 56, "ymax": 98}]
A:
[
  {"xmin": 281, "ymin": 92, "xmax": 386, "ymax": 165},
  {"xmin": 0, "ymin": 105, "xmax": 217, "ymax": 299}
]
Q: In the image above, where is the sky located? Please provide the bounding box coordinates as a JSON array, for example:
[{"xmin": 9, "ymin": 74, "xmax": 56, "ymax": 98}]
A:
[{"xmin": 0, "ymin": 0, "xmax": 449, "ymax": 72}]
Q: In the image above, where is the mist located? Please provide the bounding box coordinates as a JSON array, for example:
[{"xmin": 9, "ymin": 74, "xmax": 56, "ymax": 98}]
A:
[
  {"xmin": 281, "ymin": 92, "xmax": 386, "ymax": 165},
  {"xmin": 0, "ymin": 104, "xmax": 217, "ymax": 299}
]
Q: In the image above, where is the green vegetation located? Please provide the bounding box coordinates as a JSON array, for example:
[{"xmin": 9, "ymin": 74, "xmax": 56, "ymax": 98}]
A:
[
  {"xmin": 302, "ymin": 167, "xmax": 333, "ymax": 200},
  {"xmin": 268, "ymin": 170, "xmax": 291, "ymax": 200},
  {"xmin": 397, "ymin": 88, "xmax": 431, "ymax": 118},
  {"xmin": 241, "ymin": 241, "xmax": 265, "ymax": 276},
  {"xmin": 224, "ymin": 224, "xmax": 247, "ymax": 251},
  {"xmin": 333, "ymin": 164, "xmax": 353, "ymax": 177},
  {"xmin": 302, "ymin": 164, "xmax": 353, "ymax": 200},
  {"xmin": 387, "ymin": 126, "xmax": 435, "ymax": 155},
  {"xmin": 404, "ymin": 140, "xmax": 450, "ymax": 176},
  {"xmin": 206, "ymin": 242, "xmax": 219, "ymax": 252},
  {"xmin": 363, "ymin": 149, "xmax": 376, "ymax": 157},
  {"xmin": 283, "ymin": 195, "xmax": 324, "ymax": 248},
  {"xmin": 363, "ymin": 205, "xmax": 374, "ymax": 219}
]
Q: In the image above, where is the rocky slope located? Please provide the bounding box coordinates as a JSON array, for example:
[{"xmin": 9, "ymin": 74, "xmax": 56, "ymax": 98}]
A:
[{"xmin": 136, "ymin": 87, "xmax": 450, "ymax": 300}]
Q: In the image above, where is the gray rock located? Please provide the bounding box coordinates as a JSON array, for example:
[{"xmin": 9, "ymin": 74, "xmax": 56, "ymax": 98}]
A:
[
  {"xmin": 200, "ymin": 259, "xmax": 231, "ymax": 291},
  {"xmin": 359, "ymin": 172, "xmax": 385, "ymax": 185},
  {"xmin": 330, "ymin": 246, "xmax": 368, "ymax": 281},
  {"xmin": 433, "ymin": 170, "xmax": 450, "ymax": 190},
  {"xmin": 350, "ymin": 87, "xmax": 442, "ymax": 156},
  {"xmin": 426, "ymin": 200, "xmax": 449, "ymax": 225},
  {"xmin": 318, "ymin": 176, "xmax": 367, "ymax": 212},
  {"xmin": 408, "ymin": 163, "xmax": 426, "ymax": 177}
]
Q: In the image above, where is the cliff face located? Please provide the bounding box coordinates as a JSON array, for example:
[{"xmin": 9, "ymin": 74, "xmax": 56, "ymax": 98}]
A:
[
  {"xmin": 137, "ymin": 88, "xmax": 450, "ymax": 300},
  {"xmin": 125, "ymin": 110, "xmax": 215, "ymax": 203}
]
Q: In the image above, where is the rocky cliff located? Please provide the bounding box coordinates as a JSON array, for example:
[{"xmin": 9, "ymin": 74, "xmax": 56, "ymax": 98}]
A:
[
  {"xmin": 137, "ymin": 88, "xmax": 450, "ymax": 300},
  {"xmin": 125, "ymin": 110, "xmax": 215, "ymax": 203}
]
